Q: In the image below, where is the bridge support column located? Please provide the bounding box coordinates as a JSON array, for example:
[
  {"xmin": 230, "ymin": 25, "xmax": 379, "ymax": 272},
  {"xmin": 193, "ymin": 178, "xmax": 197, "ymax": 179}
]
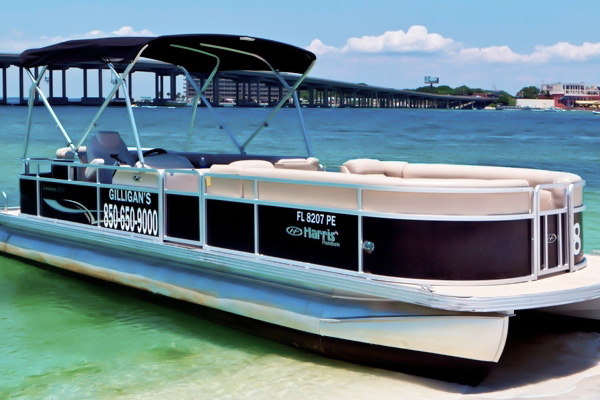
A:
[
  {"xmin": 19, "ymin": 67, "xmax": 24, "ymax": 105},
  {"xmin": 213, "ymin": 76, "xmax": 220, "ymax": 105},
  {"xmin": 83, "ymin": 68, "xmax": 88, "ymax": 99},
  {"xmin": 48, "ymin": 70, "xmax": 54, "ymax": 98},
  {"xmin": 1, "ymin": 67, "xmax": 6, "ymax": 104},
  {"xmin": 160, "ymin": 75, "xmax": 164, "ymax": 99},
  {"xmin": 62, "ymin": 69, "xmax": 66, "ymax": 98},
  {"xmin": 278, "ymin": 83, "xmax": 283, "ymax": 104},
  {"xmin": 128, "ymin": 73, "xmax": 133, "ymax": 101},
  {"xmin": 170, "ymin": 72, "xmax": 176, "ymax": 101},
  {"xmin": 98, "ymin": 69, "xmax": 103, "ymax": 98}
]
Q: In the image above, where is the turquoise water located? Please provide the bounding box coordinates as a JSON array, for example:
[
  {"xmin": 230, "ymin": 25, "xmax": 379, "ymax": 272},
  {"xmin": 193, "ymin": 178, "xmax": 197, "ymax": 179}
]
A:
[{"xmin": 1, "ymin": 106, "xmax": 600, "ymax": 399}]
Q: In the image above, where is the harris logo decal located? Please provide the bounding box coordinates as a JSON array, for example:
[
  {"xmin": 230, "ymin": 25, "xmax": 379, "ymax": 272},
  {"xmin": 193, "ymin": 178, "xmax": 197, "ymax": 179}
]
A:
[
  {"xmin": 286, "ymin": 226, "xmax": 303, "ymax": 236},
  {"xmin": 286, "ymin": 225, "xmax": 340, "ymax": 247}
]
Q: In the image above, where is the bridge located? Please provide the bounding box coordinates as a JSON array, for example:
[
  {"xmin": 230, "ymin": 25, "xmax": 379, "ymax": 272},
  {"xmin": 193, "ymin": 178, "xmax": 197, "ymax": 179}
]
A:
[{"xmin": 0, "ymin": 54, "xmax": 495, "ymax": 109}]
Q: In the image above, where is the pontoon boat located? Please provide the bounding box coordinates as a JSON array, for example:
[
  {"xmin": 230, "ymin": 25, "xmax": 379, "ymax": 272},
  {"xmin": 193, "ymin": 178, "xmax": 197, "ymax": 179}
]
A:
[{"xmin": 1, "ymin": 34, "xmax": 599, "ymax": 385}]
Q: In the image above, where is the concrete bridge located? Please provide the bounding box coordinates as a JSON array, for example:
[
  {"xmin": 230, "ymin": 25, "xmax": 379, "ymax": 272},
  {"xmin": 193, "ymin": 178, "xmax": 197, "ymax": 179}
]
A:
[{"xmin": 0, "ymin": 54, "xmax": 496, "ymax": 109}]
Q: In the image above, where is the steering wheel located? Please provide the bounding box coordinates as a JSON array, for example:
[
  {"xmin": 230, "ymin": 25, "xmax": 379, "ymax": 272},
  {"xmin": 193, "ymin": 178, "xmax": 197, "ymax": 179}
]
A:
[{"xmin": 143, "ymin": 148, "xmax": 168, "ymax": 157}]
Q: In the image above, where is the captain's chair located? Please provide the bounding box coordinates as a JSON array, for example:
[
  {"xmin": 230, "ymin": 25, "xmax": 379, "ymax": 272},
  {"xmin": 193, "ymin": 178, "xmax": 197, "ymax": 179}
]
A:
[{"xmin": 85, "ymin": 131, "xmax": 136, "ymax": 183}]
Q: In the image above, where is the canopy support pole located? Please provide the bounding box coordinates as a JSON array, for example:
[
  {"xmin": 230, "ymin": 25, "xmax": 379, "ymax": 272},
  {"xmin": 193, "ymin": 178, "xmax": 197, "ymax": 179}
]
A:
[
  {"xmin": 25, "ymin": 68, "xmax": 80, "ymax": 162},
  {"xmin": 23, "ymin": 66, "xmax": 47, "ymax": 159},
  {"xmin": 198, "ymin": 43, "xmax": 314, "ymax": 155},
  {"xmin": 171, "ymin": 45, "xmax": 242, "ymax": 154},
  {"xmin": 240, "ymin": 62, "xmax": 314, "ymax": 155},
  {"xmin": 107, "ymin": 63, "xmax": 145, "ymax": 166},
  {"xmin": 292, "ymin": 90, "xmax": 312, "ymax": 156},
  {"xmin": 77, "ymin": 45, "xmax": 149, "ymax": 151}
]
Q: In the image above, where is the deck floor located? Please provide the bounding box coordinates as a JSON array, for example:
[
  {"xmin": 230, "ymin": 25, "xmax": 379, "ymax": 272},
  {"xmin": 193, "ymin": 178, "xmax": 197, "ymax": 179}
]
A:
[{"xmin": 430, "ymin": 255, "xmax": 600, "ymax": 304}]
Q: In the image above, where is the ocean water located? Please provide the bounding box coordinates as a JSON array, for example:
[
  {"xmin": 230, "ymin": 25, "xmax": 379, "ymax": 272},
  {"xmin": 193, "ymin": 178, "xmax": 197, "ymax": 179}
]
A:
[{"xmin": 1, "ymin": 106, "xmax": 600, "ymax": 399}]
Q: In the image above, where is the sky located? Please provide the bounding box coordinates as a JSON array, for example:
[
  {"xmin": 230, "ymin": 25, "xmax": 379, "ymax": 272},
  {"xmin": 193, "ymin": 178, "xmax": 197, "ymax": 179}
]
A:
[{"xmin": 2, "ymin": 0, "xmax": 600, "ymax": 96}]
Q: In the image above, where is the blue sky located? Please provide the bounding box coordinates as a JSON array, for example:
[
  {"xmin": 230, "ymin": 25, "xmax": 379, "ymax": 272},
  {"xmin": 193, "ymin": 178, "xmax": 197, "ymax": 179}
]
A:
[{"xmin": 3, "ymin": 0, "xmax": 600, "ymax": 95}]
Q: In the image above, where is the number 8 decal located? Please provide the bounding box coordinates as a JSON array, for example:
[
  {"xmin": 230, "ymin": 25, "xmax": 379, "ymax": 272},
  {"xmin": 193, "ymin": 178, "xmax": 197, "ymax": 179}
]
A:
[{"xmin": 573, "ymin": 222, "xmax": 581, "ymax": 256}]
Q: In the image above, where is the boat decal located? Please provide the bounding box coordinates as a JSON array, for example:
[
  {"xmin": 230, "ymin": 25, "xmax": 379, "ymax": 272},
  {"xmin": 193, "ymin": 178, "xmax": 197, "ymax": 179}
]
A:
[
  {"xmin": 302, "ymin": 226, "xmax": 339, "ymax": 247},
  {"xmin": 286, "ymin": 226, "xmax": 303, "ymax": 236},
  {"xmin": 102, "ymin": 203, "xmax": 158, "ymax": 236},
  {"xmin": 573, "ymin": 222, "xmax": 582, "ymax": 255},
  {"xmin": 100, "ymin": 188, "xmax": 159, "ymax": 236},
  {"xmin": 108, "ymin": 188, "xmax": 151, "ymax": 205},
  {"xmin": 43, "ymin": 198, "xmax": 98, "ymax": 225}
]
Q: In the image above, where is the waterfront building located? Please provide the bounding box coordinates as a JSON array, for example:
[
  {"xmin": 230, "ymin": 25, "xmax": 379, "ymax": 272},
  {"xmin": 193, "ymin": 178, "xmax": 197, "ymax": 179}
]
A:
[
  {"xmin": 541, "ymin": 83, "xmax": 600, "ymax": 108},
  {"xmin": 515, "ymin": 98, "xmax": 555, "ymax": 109},
  {"xmin": 184, "ymin": 76, "xmax": 289, "ymax": 106}
]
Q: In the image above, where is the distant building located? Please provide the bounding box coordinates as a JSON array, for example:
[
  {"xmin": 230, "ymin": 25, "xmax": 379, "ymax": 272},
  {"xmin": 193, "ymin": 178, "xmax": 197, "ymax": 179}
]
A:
[
  {"xmin": 515, "ymin": 98, "xmax": 556, "ymax": 109},
  {"xmin": 184, "ymin": 76, "xmax": 288, "ymax": 105},
  {"xmin": 541, "ymin": 83, "xmax": 600, "ymax": 108}
]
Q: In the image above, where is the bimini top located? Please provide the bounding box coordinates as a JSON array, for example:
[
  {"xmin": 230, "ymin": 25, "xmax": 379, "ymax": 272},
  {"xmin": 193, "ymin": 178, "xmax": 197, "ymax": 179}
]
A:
[{"xmin": 19, "ymin": 34, "xmax": 316, "ymax": 74}]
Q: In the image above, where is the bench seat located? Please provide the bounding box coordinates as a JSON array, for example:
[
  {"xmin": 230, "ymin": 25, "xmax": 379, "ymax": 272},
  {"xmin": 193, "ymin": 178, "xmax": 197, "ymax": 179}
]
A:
[{"xmin": 206, "ymin": 163, "xmax": 533, "ymax": 215}]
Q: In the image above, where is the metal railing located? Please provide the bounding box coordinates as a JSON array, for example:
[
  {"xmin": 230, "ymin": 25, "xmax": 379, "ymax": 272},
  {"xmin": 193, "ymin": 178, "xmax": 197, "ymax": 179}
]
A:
[
  {"xmin": 16, "ymin": 158, "xmax": 587, "ymax": 285},
  {"xmin": 532, "ymin": 182, "xmax": 585, "ymax": 278}
]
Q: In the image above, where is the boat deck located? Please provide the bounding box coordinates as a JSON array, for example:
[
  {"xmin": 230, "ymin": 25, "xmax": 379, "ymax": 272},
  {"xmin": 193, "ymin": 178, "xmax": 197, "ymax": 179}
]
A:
[{"xmin": 428, "ymin": 254, "xmax": 600, "ymax": 312}]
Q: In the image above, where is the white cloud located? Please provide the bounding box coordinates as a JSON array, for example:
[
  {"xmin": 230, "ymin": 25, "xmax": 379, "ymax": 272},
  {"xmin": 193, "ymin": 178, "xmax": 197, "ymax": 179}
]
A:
[
  {"xmin": 457, "ymin": 41, "xmax": 600, "ymax": 64},
  {"xmin": 309, "ymin": 26, "xmax": 456, "ymax": 55},
  {"xmin": 81, "ymin": 26, "xmax": 156, "ymax": 39},
  {"xmin": 309, "ymin": 26, "xmax": 600, "ymax": 66},
  {"xmin": 528, "ymin": 41, "xmax": 600, "ymax": 63},
  {"xmin": 1, "ymin": 26, "xmax": 156, "ymax": 52},
  {"xmin": 87, "ymin": 30, "xmax": 104, "ymax": 37},
  {"xmin": 111, "ymin": 26, "xmax": 155, "ymax": 37},
  {"xmin": 342, "ymin": 26, "xmax": 456, "ymax": 53},
  {"xmin": 307, "ymin": 39, "xmax": 340, "ymax": 55},
  {"xmin": 458, "ymin": 46, "xmax": 523, "ymax": 63},
  {"xmin": 304, "ymin": 26, "xmax": 600, "ymax": 94}
]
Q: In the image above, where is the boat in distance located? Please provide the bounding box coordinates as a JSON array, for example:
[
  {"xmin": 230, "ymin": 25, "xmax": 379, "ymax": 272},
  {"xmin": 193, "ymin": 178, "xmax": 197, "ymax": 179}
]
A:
[{"xmin": 2, "ymin": 34, "xmax": 600, "ymax": 386}]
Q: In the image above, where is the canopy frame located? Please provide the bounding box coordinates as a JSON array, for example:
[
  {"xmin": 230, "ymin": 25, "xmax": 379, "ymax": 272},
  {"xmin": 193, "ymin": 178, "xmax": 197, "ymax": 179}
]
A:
[{"xmin": 20, "ymin": 35, "xmax": 316, "ymax": 160}]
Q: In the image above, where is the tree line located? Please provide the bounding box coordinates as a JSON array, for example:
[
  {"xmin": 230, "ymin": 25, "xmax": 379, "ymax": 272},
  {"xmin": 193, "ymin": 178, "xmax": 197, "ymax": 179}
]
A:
[{"xmin": 409, "ymin": 84, "xmax": 544, "ymax": 106}]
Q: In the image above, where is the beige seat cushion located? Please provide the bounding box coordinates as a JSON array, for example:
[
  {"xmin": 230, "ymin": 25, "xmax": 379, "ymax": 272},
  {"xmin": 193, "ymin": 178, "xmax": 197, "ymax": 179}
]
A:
[
  {"xmin": 342, "ymin": 159, "xmax": 385, "ymax": 175},
  {"xmin": 274, "ymin": 157, "xmax": 320, "ymax": 171}
]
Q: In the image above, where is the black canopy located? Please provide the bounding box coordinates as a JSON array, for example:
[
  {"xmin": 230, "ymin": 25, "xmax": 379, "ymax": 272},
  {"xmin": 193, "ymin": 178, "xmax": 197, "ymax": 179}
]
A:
[{"xmin": 19, "ymin": 34, "xmax": 316, "ymax": 74}]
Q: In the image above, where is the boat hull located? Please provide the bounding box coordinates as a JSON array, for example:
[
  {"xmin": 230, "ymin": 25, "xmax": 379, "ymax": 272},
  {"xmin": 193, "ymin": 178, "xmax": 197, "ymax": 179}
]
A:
[{"xmin": 0, "ymin": 218, "xmax": 508, "ymax": 385}]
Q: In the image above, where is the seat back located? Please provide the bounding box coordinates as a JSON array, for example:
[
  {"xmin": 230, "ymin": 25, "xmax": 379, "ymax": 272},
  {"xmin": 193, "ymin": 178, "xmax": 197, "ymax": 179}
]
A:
[{"xmin": 86, "ymin": 131, "xmax": 135, "ymax": 183}]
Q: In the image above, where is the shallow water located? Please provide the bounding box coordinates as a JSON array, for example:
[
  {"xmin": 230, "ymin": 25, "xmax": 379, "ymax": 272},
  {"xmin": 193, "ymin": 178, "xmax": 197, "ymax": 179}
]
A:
[{"xmin": 1, "ymin": 106, "xmax": 600, "ymax": 399}]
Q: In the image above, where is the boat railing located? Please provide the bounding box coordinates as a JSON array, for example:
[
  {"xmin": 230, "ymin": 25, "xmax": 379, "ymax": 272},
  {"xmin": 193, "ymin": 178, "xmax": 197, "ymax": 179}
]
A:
[
  {"xmin": 1, "ymin": 191, "xmax": 7, "ymax": 211},
  {"xmin": 17, "ymin": 158, "xmax": 587, "ymax": 286},
  {"xmin": 532, "ymin": 182, "xmax": 585, "ymax": 278}
]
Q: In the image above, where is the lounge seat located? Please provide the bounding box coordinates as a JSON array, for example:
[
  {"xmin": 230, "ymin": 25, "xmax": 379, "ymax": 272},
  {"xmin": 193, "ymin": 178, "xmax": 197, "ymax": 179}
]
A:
[
  {"xmin": 206, "ymin": 164, "xmax": 531, "ymax": 215},
  {"xmin": 341, "ymin": 159, "xmax": 583, "ymax": 209},
  {"xmin": 55, "ymin": 146, "xmax": 88, "ymax": 163}
]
